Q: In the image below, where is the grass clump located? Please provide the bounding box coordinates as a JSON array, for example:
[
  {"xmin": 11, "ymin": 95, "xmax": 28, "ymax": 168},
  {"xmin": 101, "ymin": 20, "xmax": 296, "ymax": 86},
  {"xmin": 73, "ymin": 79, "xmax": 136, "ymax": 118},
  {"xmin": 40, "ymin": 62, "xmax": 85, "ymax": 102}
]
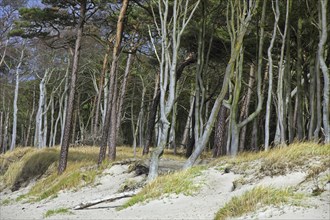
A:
[
  {"xmin": 214, "ymin": 186, "xmax": 304, "ymax": 220},
  {"xmin": 212, "ymin": 142, "xmax": 330, "ymax": 177},
  {"xmin": 1, "ymin": 198, "xmax": 13, "ymax": 205},
  {"xmin": 122, "ymin": 166, "xmax": 205, "ymax": 209},
  {"xmin": 44, "ymin": 207, "xmax": 73, "ymax": 218},
  {"xmin": 25, "ymin": 162, "xmax": 100, "ymax": 201}
]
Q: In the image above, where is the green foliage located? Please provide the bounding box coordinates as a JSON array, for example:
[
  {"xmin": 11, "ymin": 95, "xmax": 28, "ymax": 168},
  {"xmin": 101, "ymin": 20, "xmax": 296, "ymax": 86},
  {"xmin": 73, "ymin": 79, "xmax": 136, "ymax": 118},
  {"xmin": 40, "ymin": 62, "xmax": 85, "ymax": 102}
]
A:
[
  {"xmin": 214, "ymin": 187, "xmax": 304, "ymax": 220},
  {"xmin": 43, "ymin": 207, "xmax": 73, "ymax": 218},
  {"xmin": 121, "ymin": 166, "xmax": 205, "ymax": 209}
]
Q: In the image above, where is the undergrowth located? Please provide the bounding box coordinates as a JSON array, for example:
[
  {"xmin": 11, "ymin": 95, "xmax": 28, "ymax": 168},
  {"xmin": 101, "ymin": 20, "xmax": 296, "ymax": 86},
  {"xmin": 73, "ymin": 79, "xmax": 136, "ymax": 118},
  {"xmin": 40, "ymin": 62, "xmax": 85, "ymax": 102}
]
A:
[
  {"xmin": 214, "ymin": 186, "xmax": 304, "ymax": 220},
  {"xmin": 121, "ymin": 166, "xmax": 205, "ymax": 209}
]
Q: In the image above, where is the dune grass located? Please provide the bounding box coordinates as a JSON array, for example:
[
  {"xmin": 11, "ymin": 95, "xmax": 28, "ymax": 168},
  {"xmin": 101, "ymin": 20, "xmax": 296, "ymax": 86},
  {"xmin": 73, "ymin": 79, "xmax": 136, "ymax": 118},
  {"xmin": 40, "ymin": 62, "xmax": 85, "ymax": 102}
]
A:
[
  {"xmin": 212, "ymin": 142, "xmax": 330, "ymax": 176},
  {"xmin": 121, "ymin": 165, "xmax": 205, "ymax": 209},
  {"xmin": 214, "ymin": 186, "xmax": 304, "ymax": 220},
  {"xmin": 43, "ymin": 207, "xmax": 73, "ymax": 218}
]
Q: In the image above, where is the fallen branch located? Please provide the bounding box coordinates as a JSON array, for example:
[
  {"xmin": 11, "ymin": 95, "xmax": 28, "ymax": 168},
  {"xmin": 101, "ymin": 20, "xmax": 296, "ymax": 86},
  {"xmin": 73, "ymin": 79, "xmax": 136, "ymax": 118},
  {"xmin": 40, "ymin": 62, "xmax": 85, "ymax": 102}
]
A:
[{"xmin": 73, "ymin": 190, "xmax": 138, "ymax": 210}]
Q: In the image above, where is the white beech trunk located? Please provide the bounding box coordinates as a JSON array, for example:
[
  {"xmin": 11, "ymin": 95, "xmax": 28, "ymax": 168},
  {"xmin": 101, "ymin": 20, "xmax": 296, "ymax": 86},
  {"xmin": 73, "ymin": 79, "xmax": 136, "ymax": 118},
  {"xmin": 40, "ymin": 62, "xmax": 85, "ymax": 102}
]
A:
[
  {"xmin": 10, "ymin": 44, "xmax": 25, "ymax": 151},
  {"xmin": 318, "ymin": 0, "xmax": 329, "ymax": 143},
  {"xmin": 265, "ymin": 0, "xmax": 280, "ymax": 150},
  {"xmin": 148, "ymin": 0, "xmax": 200, "ymax": 181}
]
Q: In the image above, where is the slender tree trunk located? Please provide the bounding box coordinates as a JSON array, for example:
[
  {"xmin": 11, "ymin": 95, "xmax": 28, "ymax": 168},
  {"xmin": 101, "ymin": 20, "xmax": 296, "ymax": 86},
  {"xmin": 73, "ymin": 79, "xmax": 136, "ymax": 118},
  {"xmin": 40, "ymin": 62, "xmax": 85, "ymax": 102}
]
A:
[
  {"xmin": 2, "ymin": 110, "xmax": 9, "ymax": 153},
  {"xmin": 308, "ymin": 57, "xmax": 316, "ymax": 139},
  {"xmin": 276, "ymin": 0, "xmax": 290, "ymax": 145},
  {"xmin": 10, "ymin": 44, "xmax": 25, "ymax": 151},
  {"xmin": 183, "ymin": 0, "xmax": 260, "ymax": 168},
  {"xmin": 318, "ymin": 0, "xmax": 329, "ymax": 143},
  {"xmin": 265, "ymin": 0, "xmax": 279, "ymax": 150},
  {"xmin": 25, "ymin": 88, "xmax": 35, "ymax": 146},
  {"xmin": 58, "ymin": 1, "xmax": 86, "ymax": 174},
  {"xmin": 94, "ymin": 47, "xmax": 110, "ymax": 142},
  {"xmin": 116, "ymin": 53, "xmax": 134, "ymax": 134},
  {"xmin": 60, "ymin": 55, "xmax": 70, "ymax": 146},
  {"xmin": 239, "ymin": 64, "xmax": 255, "ymax": 152},
  {"xmin": 0, "ymin": 111, "xmax": 3, "ymax": 152},
  {"xmin": 143, "ymin": 73, "xmax": 160, "ymax": 155},
  {"xmin": 213, "ymin": 103, "xmax": 227, "ymax": 157},
  {"xmin": 296, "ymin": 16, "xmax": 304, "ymax": 140},
  {"xmin": 181, "ymin": 92, "xmax": 194, "ymax": 147},
  {"xmin": 98, "ymin": 0, "xmax": 129, "ymax": 165}
]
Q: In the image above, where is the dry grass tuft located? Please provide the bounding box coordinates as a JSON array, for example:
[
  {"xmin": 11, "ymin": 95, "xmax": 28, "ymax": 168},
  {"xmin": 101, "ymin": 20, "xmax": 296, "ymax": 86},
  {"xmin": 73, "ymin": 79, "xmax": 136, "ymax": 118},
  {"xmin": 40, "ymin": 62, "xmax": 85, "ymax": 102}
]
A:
[
  {"xmin": 214, "ymin": 186, "xmax": 303, "ymax": 220},
  {"xmin": 212, "ymin": 142, "xmax": 330, "ymax": 177},
  {"xmin": 121, "ymin": 166, "xmax": 205, "ymax": 209}
]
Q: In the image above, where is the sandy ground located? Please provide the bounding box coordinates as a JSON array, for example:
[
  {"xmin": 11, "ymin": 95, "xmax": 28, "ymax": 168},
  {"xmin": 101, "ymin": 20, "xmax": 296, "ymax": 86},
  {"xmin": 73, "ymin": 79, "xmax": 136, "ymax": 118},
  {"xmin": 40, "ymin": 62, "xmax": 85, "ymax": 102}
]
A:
[{"xmin": 0, "ymin": 159, "xmax": 329, "ymax": 220}]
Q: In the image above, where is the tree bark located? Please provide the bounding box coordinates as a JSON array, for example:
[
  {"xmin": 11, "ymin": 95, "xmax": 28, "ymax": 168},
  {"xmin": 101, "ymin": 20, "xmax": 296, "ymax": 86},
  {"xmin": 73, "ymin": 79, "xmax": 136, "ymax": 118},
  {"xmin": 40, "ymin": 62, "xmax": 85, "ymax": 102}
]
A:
[
  {"xmin": 10, "ymin": 44, "xmax": 25, "ymax": 151},
  {"xmin": 239, "ymin": 64, "xmax": 255, "ymax": 152},
  {"xmin": 58, "ymin": 1, "xmax": 86, "ymax": 174},
  {"xmin": 265, "ymin": 0, "xmax": 279, "ymax": 150},
  {"xmin": 213, "ymin": 102, "xmax": 227, "ymax": 157},
  {"xmin": 296, "ymin": 16, "xmax": 304, "ymax": 140},
  {"xmin": 318, "ymin": 0, "xmax": 329, "ymax": 143},
  {"xmin": 98, "ymin": 0, "xmax": 129, "ymax": 165}
]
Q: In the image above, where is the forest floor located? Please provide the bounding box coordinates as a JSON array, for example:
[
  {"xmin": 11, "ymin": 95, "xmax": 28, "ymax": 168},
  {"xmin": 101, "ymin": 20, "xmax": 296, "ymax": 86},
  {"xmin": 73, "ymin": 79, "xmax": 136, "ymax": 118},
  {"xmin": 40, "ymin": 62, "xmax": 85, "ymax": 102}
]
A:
[{"xmin": 0, "ymin": 144, "xmax": 330, "ymax": 219}]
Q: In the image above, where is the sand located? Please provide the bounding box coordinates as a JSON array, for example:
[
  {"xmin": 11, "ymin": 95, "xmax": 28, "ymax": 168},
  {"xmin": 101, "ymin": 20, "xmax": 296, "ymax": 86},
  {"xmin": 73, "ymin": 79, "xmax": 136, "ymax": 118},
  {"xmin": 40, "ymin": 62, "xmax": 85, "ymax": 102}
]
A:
[{"xmin": 1, "ymin": 159, "xmax": 329, "ymax": 220}]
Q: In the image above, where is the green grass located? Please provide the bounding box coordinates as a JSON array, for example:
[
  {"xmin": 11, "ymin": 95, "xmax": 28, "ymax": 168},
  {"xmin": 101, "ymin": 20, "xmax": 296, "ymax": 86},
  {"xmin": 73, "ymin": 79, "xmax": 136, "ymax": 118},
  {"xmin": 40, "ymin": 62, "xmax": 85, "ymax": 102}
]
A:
[
  {"xmin": 0, "ymin": 198, "xmax": 12, "ymax": 205},
  {"xmin": 43, "ymin": 208, "xmax": 73, "ymax": 218},
  {"xmin": 121, "ymin": 166, "xmax": 205, "ymax": 209},
  {"xmin": 214, "ymin": 186, "xmax": 304, "ymax": 220}
]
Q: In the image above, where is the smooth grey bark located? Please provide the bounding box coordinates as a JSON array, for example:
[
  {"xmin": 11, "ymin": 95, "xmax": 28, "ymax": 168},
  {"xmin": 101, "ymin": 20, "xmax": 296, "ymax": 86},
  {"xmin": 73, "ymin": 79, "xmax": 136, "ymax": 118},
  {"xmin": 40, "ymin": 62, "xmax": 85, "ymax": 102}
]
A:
[
  {"xmin": 116, "ymin": 53, "xmax": 134, "ymax": 135},
  {"xmin": 181, "ymin": 92, "xmax": 195, "ymax": 147},
  {"xmin": 148, "ymin": 0, "xmax": 200, "ymax": 181},
  {"xmin": 276, "ymin": 0, "xmax": 290, "ymax": 145},
  {"xmin": 183, "ymin": 0, "xmax": 260, "ymax": 167},
  {"xmin": 10, "ymin": 44, "xmax": 25, "ymax": 151},
  {"xmin": 318, "ymin": 0, "xmax": 329, "ymax": 143},
  {"xmin": 265, "ymin": 0, "xmax": 280, "ymax": 150}
]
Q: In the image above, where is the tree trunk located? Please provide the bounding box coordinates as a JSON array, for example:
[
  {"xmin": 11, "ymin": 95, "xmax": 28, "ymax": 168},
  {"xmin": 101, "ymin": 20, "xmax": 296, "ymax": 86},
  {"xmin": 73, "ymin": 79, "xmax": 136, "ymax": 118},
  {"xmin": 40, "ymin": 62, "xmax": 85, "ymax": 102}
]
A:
[
  {"xmin": 94, "ymin": 47, "xmax": 110, "ymax": 143},
  {"xmin": 308, "ymin": 57, "xmax": 316, "ymax": 140},
  {"xmin": 60, "ymin": 55, "xmax": 70, "ymax": 146},
  {"xmin": 25, "ymin": 87, "xmax": 35, "ymax": 146},
  {"xmin": 10, "ymin": 44, "xmax": 25, "ymax": 151},
  {"xmin": 0, "ymin": 111, "xmax": 3, "ymax": 152},
  {"xmin": 143, "ymin": 73, "xmax": 160, "ymax": 155},
  {"xmin": 2, "ymin": 110, "xmax": 9, "ymax": 153},
  {"xmin": 239, "ymin": 64, "xmax": 255, "ymax": 152},
  {"xmin": 213, "ymin": 103, "xmax": 227, "ymax": 157},
  {"xmin": 318, "ymin": 0, "xmax": 329, "ymax": 143},
  {"xmin": 58, "ymin": 1, "xmax": 86, "ymax": 174},
  {"xmin": 183, "ymin": 0, "xmax": 260, "ymax": 168},
  {"xmin": 276, "ymin": 0, "xmax": 290, "ymax": 145},
  {"xmin": 265, "ymin": 0, "xmax": 279, "ymax": 150},
  {"xmin": 296, "ymin": 16, "xmax": 304, "ymax": 140},
  {"xmin": 116, "ymin": 53, "xmax": 134, "ymax": 135},
  {"xmin": 98, "ymin": 0, "xmax": 129, "ymax": 165},
  {"xmin": 181, "ymin": 92, "xmax": 194, "ymax": 147}
]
